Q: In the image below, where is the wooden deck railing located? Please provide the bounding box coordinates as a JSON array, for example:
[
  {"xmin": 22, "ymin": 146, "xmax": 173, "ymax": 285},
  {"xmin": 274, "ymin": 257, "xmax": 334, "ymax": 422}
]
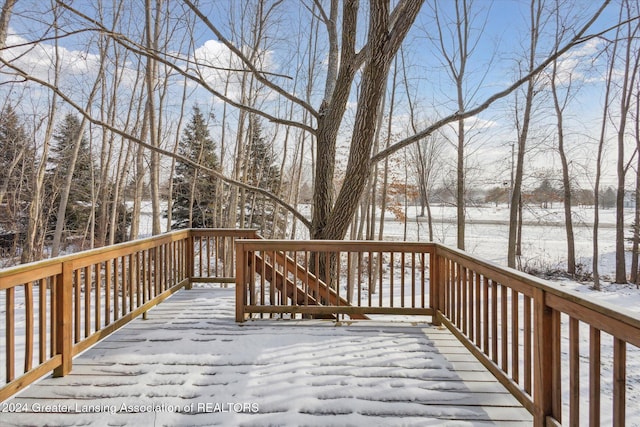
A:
[
  {"xmin": 0, "ymin": 228, "xmax": 257, "ymax": 402},
  {"xmin": 432, "ymin": 244, "xmax": 640, "ymax": 426},
  {"xmin": 235, "ymin": 240, "xmax": 434, "ymax": 321},
  {"xmin": 3, "ymin": 233, "xmax": 639, "ymax": 425},
  {"xmin": 236, "ymin": 239, "xmax": 640, "ymax": 426}
]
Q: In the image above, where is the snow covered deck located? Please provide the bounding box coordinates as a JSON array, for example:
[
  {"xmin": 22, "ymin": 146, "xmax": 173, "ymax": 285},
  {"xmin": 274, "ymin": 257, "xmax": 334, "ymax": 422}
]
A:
[{"xmin": 4, "ymin": 287, "xmax": 531, "ymax": 426}]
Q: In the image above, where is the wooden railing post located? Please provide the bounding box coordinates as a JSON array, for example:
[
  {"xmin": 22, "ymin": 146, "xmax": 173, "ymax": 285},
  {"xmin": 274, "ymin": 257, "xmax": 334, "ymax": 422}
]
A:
[
  {"xmin": 53, "ymin": 261, "xmax": 73, "ymax": 377},
  {"xmin": 430, "ymin": 250, "xmax": 441, "ymax": 326},
  {"xmin": 235, "ymin": 242, "xmax": 247, "ymax": 322},
  {"xmin": 533, "ymin": 287, "xmax": 557, "ymax": 426},
  {"xmin": 186, "ymin": 232, "xmax": 194, "ymax": 290}
]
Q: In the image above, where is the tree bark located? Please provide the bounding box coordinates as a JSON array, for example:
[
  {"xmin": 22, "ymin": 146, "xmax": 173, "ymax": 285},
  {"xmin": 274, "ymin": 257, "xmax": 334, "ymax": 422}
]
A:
[
  {"xmin": 508, "ymin": 0, "xmax": 542, "ymax": 269},
  {"xmin": 313, "ymin": 0, "xmax": 424, "ymax": 241},
  {"xmin": 614, "ymin": 0, "xmax": 640, "ymax": 283},
  {"xmin": 0, "ymin": 0, "xmax": 16, "ymax": 50},
  {"xmin": 549, "ymin": 13, "xmax": 576, "ymax": 275}
]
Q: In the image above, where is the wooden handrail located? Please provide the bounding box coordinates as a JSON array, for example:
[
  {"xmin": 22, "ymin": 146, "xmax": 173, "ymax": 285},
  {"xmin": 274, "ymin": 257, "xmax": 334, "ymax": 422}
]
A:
[
  {"xmin": 235, "ymin": 239, "xmax": 435, "ymax": 320},
  {"xmin": 432, "ymin": 244, "xmax": 640, "ymax": 426},
  {"xmin": 0, "ymin": 229, "xmax": 252, "ymax": 402}
]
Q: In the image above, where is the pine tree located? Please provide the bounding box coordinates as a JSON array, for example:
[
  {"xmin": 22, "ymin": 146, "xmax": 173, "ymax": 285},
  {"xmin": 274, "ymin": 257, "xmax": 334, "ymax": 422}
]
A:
[
  {"xmin": 171, "ymin": 106, "xmax": 219, "ymax": 229},
  {"xmin": 45, "ymin": 113, "xmax": 96, "ymax": 235},
  {"xmin": 0, "ymin": 104, "xmax": 33, "ymax": 234},
  {"xmin": 242, "ymin": 116, "xmax": 284, "ymax": 235}
]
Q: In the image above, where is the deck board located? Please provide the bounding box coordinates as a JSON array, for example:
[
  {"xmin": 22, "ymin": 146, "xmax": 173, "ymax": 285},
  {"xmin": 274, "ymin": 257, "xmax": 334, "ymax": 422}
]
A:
[{"xmin": 3, "ymin": 287, "xmax": 532, "ymax": 426}]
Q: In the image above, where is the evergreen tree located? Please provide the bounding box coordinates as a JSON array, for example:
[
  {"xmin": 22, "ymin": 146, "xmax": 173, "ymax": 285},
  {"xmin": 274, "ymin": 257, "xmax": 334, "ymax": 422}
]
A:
[
  {"xmin": 171, "ymin": 106, "xmax": 219, "ymax": 229},
  {"xmin": 0, "ymin": 104, "xmax": 33, "ymax": 232},
  {"xmin": 45, "ymin": 113, "xmax": 96, "ymax": 235},
  {"xmin": 242, "ymin": 116, "xmax": 284, "ymax": 235}
]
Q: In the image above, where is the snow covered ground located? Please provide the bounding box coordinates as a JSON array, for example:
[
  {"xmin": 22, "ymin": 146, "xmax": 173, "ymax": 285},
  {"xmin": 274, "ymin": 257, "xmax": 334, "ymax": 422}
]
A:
[
  {"xmin": 381, "ymin": 204, "xmax": 628, "ymax": 276},
  {"xmin": 3, "ymin": 288, "xmax": 532, "ymax": 426}
]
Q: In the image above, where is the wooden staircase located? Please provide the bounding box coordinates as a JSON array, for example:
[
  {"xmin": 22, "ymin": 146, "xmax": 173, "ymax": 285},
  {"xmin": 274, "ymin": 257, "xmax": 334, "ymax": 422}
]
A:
[{"xmin": 249, "ymin": 251, "xmax": 369, "ymax": 320}]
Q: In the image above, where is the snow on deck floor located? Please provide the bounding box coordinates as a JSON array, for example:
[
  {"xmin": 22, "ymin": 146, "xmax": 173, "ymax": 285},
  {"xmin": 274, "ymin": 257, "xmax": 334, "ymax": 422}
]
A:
[{"xmin": 3, "ymin": 287, "xmax": 532, "ymax": 426}]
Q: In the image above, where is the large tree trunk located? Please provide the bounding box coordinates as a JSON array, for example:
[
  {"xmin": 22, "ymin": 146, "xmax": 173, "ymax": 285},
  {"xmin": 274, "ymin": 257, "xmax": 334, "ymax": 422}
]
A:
[{"xmin": 312, "ymin": 0, "xmax": 423, "ymax": 241}]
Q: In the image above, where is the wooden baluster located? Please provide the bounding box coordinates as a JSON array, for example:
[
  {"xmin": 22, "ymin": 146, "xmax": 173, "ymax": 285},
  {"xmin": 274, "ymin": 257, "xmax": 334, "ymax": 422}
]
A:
[
  {"xmin": 74, "ymin": 269, "xmax": 81, "ymax": 342},
  {"xmin": 105, "ymin": 259, "xmax": 112, "ymax": 325},
  {"xmin": 94, "ymin": 263, "xmax": 101, "ymax": 331},
  {"xmin": 113, "ymin": 258, "xmax": 119, "ymax": 321},
  {"xmin": 378, "ymin": 252, "xmax": 383, "ymax": 308},
  {"xmin": 84, "ymin": 266, "xmax": 90, "ymax": 338},
  {"xmin": 613, "ymin": 338, "xmax": 626, "ymax": 427},
  {"xmin": 128, "ymin": 254, "xmax": 134, "ymax": 311},
  {"xmin": 589, "ymin": 326, "xmax": 601, "ymax": 427},
  {"xmin": 24, "ymin": 282, "xmax": 34, "ymax": 372},
  {"xmin": 501, "ymin": 284, "xmax": 508, "ymax": 373},
  {"xmin": 389, "ymin": 251, "xmax": 394, "ymax": 308},
  {"xmin": 512, "ymin": 289, "xmax": 519, "ymax": 384},
  {"xmin": 491, "ymin": 280, "xmax": 498, "ymax": 364},
  {"xmin": 461, "ymin": 266, "xmax": 467, "ymax": 335},
  {"xmin": 569, "ymin": 317, "xmax": 580, "ymax": 427},
  {"xmin": 482, "ymin": 276, "xmax": 489, "ymax": 356},
  {"xmin": 475, "ymin": 272, "xmax": 481, "ymax": 346},
  {"xmin": 6, "ymin": 287, "xmax": 15, "ymax": 382},
  {"xmin": 524, "ymin": 295, "xmax": 532, "ymax": 394},
  {"xmin": 367, "ymin": 251, "xmax": 373, "ymax": 307},
  {"xmin": 39, "ymin": 279, "xmax": 47, "ymax": 364},
  {"xmin": 468, "ymin": 270, "xmax": 474, "ymax": 341}
]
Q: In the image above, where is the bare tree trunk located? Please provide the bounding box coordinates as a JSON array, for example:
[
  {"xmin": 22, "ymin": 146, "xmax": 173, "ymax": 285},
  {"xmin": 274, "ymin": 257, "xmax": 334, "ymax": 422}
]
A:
[
  {"xmin": 166, "ymin": 75, "xmax": 189, "ymax": 230},
  {"xmin": 0, "ymin": 0, "xmax": 16, "ymax": 50},
  {"xmin": 50, "ymin": 116, "xmax": 88, "ymax": 257},
  {"xmin": 508, "ymin": 0, "xmax": 542, "ymax": 269},
  {"xmin": 631, "ymin": 86, "xmax": 640, "ymax": 285},
  {"xmin": 593, "ymin": 40, "xmax": 618, "ymax": 290},
  {"xmin": 378, "ymin": 88, "xmax": 390, "ymax": 240},
  {"xmin": 130, "ymin": 136, "xmax": 146, "ymax": 239},
  {"xmin": 22, "ymin": 134, "xmax": 50, "ymax": 263},
  {"xmin": 21, "ymin": 7, "xmax": 60, "ymax": 262},
  {"xmin": 615, "ymin": 0, "xmax": 640, "ymax": 283},
  {"xmin": 0, "ymin": 146, "xmax": 24, "ymax": 206},
  {"xmin": 316, "ymin": 1, "xmax": 423, "ymax": 241},
  {"xmin": 96, "ymin": 27, "xmax": 119, "ymax": 247},
  {"xmin": 430, "ymin": 0, "xmax": 490, "ymax": 249},
  {"xmin": 550, "ymin": 12, "xmax": 576, "ymax": 275},
  {"xmin": 145, "ymin": 0, "xmax": 162, "ymax": 236},
  {"xmin": 51, "ymin": 42, "xmax": 105, "ymax": 256},
  {"xmin": 399, "ymin": 47, "xmax": 435, "ymax": 241},
  {"xmin": 377, "ymin": 57, "xmax": 399, "ymax": 240},
  {"xmin": 632, "ymin": 154, "xmax": 640, "ymax": 285}
]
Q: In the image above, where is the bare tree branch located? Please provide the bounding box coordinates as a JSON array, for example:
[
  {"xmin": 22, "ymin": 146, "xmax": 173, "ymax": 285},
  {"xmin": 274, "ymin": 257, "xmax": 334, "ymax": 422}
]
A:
[
  {"xmin": 371, "ymin": 0, "xmax": 612, "ymax": 165},
  {"xmin": 181, "ymin": 0, "xmax": 318, "ymax": 119},
  {"xmin": 0, "ymin": 56, "xmax": 312, "ymax": 230},
  {"xmin": 53, "ymin": 0, "xmax": 316, "ymax": 135}
]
